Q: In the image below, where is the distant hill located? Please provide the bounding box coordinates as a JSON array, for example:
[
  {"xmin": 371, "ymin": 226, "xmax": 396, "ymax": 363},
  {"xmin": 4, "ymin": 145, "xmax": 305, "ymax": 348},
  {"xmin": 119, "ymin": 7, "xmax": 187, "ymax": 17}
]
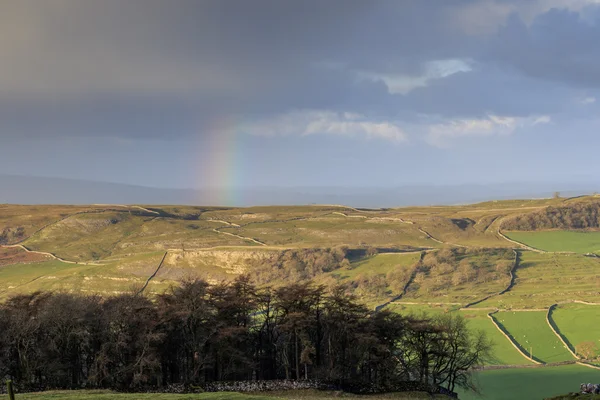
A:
[{"xmin": 1, "ymin": 174, "xmax": 598, "ymax": 207}]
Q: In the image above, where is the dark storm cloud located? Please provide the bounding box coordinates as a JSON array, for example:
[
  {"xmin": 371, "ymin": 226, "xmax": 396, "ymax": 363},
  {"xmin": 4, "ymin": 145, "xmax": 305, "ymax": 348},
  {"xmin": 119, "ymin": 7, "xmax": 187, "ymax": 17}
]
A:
[
  {"xmin": 487, "ymin": 7, "xmax": 600, "ymax": 88},
  {"xmin": 1, "ymin": 0, "xmax": 599, "ymax": 140}
]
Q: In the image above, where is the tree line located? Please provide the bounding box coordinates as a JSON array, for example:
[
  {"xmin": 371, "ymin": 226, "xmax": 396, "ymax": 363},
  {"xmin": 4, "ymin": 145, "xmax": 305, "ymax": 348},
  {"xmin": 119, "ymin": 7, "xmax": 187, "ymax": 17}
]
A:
[
  {"xmin": 0, "ymin": 277, "xmax": 491, "ymax": 394},
  {"xmin": 502, "ymin": 200, "xmax": 600, "ymax": 231}
]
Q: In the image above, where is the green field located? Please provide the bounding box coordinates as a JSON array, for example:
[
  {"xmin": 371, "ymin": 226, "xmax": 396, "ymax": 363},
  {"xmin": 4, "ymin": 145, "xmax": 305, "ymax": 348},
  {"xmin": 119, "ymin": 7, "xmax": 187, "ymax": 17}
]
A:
[
  {"xmin": 506, "ymin": 230, "xmax": 600, "ymax": 254},
  {"xmin": 0, "ymin": 390, "xmax": 448, "ymax": 400},
  {"xmin": 551, "ymin": 303, "xmax": 600, "ymax": 358},
  {"xmin": 459, "ymin": 310, "xmax": 533, "ymax": 366},
  {"xmin": 491, "ymin": 311, "xmax": 574, "ymax": 363},
  {"xmin": 456, "ymin": 364, "xmax": 600, "ymax": 400},
  {"xmin": 382, "ymin": 305, "xmax": 532, "ymax": 366}
]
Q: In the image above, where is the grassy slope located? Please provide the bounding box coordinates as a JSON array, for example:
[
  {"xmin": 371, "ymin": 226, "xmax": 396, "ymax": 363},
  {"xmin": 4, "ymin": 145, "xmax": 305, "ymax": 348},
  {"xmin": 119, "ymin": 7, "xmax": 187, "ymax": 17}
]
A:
[
  {"xmin": 492, "ymin": 311, "xmax": 574, "ymax": 363},
  {"xmin": 479, "ymin": 252, "xmax": 600, "ymax": 308},
  {"xmin": 222, "ymin": 217, "xmax": 437, "ymax": 248},
  {"xmin": 319, "ymin": 252, "xmax": 422, "ymax": 307},
  {"xmin": 551, "ymin": 303, "xmax": 600, "ymax": 358},
  {"xmin": 0, "ymin": 205, "xmax": 95, "ymax": 244},
  {"xmin": 402, "ymin": 249, "xmax": 514, "ymax": 306},
  {"xmin": 506, "ymin": 230, "xmax": 600, "ymax": 254},
  {"xmin": 0, "ymin": 252, "xmax": 171, "ymax": 300},
  {"xmin": 457, "ymin": 364, "xmax": 600, "ymax": 400}
]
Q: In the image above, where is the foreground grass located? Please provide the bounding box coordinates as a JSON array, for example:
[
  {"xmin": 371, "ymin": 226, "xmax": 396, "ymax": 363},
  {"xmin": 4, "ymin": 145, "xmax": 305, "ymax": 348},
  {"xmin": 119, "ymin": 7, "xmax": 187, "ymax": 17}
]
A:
[
  {"xmin": 0, "ymin": 392, "xmax": 275, "ymax": 400},
  {"xmin": 0, "ymin": 390, "xmax": 448, "ymax": 400},
  {"xmin": 457, "ymin": 364, "xmax": 600, "ymax": 400},
  {"xmin": 506, "ymin": 230, "xmax": 600, "ymax": 254}
]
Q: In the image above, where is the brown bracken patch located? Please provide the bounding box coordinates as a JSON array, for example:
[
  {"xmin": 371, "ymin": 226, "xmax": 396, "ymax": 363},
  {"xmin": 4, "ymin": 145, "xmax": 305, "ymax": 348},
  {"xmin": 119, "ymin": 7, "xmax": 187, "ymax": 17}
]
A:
[{"xmin": 0, "ymin": 247, "xmax": 50, "ymax": 266}]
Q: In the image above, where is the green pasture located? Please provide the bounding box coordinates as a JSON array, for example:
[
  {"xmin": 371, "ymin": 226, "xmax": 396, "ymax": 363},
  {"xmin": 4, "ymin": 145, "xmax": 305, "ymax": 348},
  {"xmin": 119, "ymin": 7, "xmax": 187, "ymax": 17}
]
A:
[
  {"xmin": 506, "ymin": 230, "xmax": 600, "ymax": 254},
  {"xmin": 457, "ymin": 364, "xmax": 600, "ymax": 400},
  {"xmin": 479, "ymin": 252, "xmax": 600, "ymax": 308},
  {"xmin": 0, "ymin": 252, "xmax": 174, "ymax": 299},
  {"xmin": 459, "ymin": 309, "xmax": 533, "ymax": 366},
  {"xmin": 551, "ymin": 303, "xmax": 600, "ymax": 358},
  {"xmin": 385, "ymin": 305, "xmax": 531, "ymax": 366},
  {"xmin": 492, "ymin": 311, "xmax": 574, "ymax": 363},
  {"xmin": 0, "ymin": 260, "xmax": 85, "ymax": 300}
]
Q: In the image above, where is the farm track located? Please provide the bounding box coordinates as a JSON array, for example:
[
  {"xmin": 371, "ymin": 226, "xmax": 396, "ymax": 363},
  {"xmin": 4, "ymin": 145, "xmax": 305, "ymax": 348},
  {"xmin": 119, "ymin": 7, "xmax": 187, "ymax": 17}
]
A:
[
  {"xmin": 480, "ymin": 215, "xmax": 502, "ymax": 233},
  {"xmin": 0, "ymin": 244, "xmax": 103, "ymax": 266},
  {"xmin": 92, "ymin": 204, "xmax": 160, "ymax": 215},
  {"xmin": 212, "ymin": 228, "xmax": 267, "ymax": 246}
]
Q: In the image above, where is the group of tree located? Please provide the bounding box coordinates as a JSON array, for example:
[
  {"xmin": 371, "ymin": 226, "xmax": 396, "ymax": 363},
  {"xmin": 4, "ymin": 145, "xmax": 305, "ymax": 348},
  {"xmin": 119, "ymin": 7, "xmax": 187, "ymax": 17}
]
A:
[
  {"xmin": 0, "ymin": 277, "xmax": 491, "ymax": 394},
  {"xmin": 410, "ymin": 248, "xmax": 514, "ymax": 296},
  {"xmin": 502, "ymin": 200, "xmax": 600, "ymax": 231},
  {"xmin": 249, "ymin": 247, "xmax": 351, "ymax": 284}
]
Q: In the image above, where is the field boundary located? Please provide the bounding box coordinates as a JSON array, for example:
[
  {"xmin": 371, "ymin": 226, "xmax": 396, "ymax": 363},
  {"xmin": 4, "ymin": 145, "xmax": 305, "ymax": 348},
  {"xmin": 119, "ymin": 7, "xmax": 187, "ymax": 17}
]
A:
[
  {"xmin": 416, "ymin": 228, "xmax": 468, "ymax": 248},
  {"xmin": 375, "ymin": 251, "xmax": 426, "ymax": 312},
  {"xmin": 546, "ymin": 304, "xmax": 579, "ymax": 360},
  {"xmin": 497, "ymin": 229, "xmax": 546, "ymax": 252},
  {"xmin": 487, "ymin": 311, "xmax": 541, "ymax": 365},
  {"xmin": 566, "ymin": 300, "xmax": 600, "ymax": 306},
  {"xmin": 212, "ymin": 228, "xmax": 267, "ymax": 246},
  {"xmin": 0, "ymin": 244, "xmax": 103, "ymax": 266},
  {"xmin": 576, "ymin": 361, "xmax": 600, "ymax": 370},
  {"xmin": 477, "ymin": 360, "xmax": 576, "ymax": 370},
  {"xmin": 137, "ymin": 251, "xmax": 168, "ymax": 295},
  {"xmin": 463, "ymin": 250, "xmax": 519, "ymax": 308}
]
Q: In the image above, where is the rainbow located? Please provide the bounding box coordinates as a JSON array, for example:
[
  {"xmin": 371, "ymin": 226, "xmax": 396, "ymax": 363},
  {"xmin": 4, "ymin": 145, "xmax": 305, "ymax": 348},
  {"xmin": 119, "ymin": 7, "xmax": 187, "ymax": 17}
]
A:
[{"xmin": 197, "ymin": 117, "xmax": 247, "ymax": 206}]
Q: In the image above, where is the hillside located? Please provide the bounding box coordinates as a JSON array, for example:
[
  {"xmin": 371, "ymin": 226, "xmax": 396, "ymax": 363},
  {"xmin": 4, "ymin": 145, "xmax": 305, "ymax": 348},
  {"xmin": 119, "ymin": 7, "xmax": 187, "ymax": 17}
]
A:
[
  {"xmin": 4, "ymin": 196, "xmax": 600, "ymax": 400},
  {"xmin": 1, "ymin": 196, "xmax": 598, "ymax": 303}
]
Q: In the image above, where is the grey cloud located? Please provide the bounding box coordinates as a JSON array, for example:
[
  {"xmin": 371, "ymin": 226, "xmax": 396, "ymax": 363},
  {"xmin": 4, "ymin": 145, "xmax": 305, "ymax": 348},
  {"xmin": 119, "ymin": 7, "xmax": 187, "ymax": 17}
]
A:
[
  {"xmin": 487, "ymin": 7, "xmax": 600, "ymax": 88},
  {"xmin": 1, "ymin": 0, "xmax": 598, "ymax": 141}
]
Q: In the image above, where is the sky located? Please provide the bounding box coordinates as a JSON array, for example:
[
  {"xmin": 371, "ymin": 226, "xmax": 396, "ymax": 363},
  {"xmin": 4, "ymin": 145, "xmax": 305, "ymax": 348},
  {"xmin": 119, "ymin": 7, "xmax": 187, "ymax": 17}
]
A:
[{"xmin": 2, "ymin": 0, "xmax": 600, "ymax": 191}]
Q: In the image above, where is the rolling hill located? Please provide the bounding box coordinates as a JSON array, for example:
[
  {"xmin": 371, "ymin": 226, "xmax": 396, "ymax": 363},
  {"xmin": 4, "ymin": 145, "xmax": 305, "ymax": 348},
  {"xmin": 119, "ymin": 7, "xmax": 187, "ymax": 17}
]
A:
[{"xmin": 4, "ymin": 195, "xmax": 600, "ymax": 400}]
